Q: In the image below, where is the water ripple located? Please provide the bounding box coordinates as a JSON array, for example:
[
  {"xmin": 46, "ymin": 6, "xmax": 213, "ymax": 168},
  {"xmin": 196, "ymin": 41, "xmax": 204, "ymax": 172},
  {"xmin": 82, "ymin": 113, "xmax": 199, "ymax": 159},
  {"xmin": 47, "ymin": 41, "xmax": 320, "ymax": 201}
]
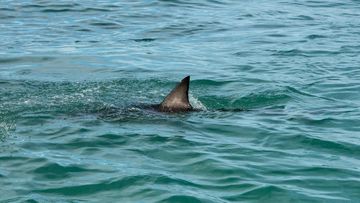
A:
[{"xmin": 1, "ymin": 0, "xmax": 360, "ymax": 202}]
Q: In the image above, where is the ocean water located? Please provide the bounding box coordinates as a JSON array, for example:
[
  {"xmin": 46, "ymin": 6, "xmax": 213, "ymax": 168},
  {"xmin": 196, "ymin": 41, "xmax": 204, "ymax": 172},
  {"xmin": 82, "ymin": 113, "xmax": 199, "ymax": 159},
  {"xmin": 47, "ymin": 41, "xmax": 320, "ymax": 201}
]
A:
[{"xmin": 1, "ymin": 0, "xmax": 360, "ymax": 202}]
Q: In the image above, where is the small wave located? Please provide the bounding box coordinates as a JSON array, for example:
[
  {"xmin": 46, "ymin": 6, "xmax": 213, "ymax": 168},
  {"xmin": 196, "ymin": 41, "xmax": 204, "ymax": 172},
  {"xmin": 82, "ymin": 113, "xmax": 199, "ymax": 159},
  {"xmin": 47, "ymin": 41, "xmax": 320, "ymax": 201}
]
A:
[
  {"xmin": 40, "ymin": 7, "xmax": 112, "ymax": 13},
  {"xmin": 272, "ymin": 49, "xmax": 341, "ymax": 57},
  {"xmin": 22, "ymin": 3, "xmax": 80, "ymax": 9},
  {"xmin": 302, "ymin": 2, "xmax": 348, "ymax": 8},
  {"xmin": 0, "ymin": 56, "xmax": 55, "ymax": 64},
  {"xmin": 223, "ymin": 185, "xmax": 286, "ymax": 202},
  {"xmin": 34, "ymin": 174, "xmax": 163, "ymax": 196},
  {"xmin": 275, "ymin": 133, "xmax": 360, "ymax": 157},
  {"xmin": 33, "ymin": 162, "xmax": 105, "ymax": 180},
  {"xmin": 252, "ymin": 24, "xmax": 288, "ymax": 29},
  {"xmin": 0, "ymin": 14, "xmax": 15, "ymax": 19},
  {"xmin": 291, "ymin": 15, "xmax": 315, "ymax": 21},
  {"xmin": 192, "ymin": 79, "xmax": 234, "ymax": 86},
  {"xmin": 158, "ymin": 0, "xmax": 225, "ymax": 8},
  {"xmin": 159, "ymin": 195, "xmax": 206, "ymax": 203},
  {"xmin": 41, "ymin": 8, "xmax": 73, "ymax": 12},
  {"xmin": 306, "ymin": 34, "xmax": 327, "ymax": 39},
  {"xmin": 232, "ymin": 89, "xmax": 292, "ymax": 109},
  {"xmin": 267, "ymin": 34, "xmax": 288, "ymax": 38},
  {"xmin": 133, "ymin": 38, "xmax": 157, "ymax": 42},
  {"xmin": 0, "ymin": 7, "xmax": 15, "ymax": 11},
  {"xmin": 74, "ymin": 20, "xmax": 122, "ymax": 30}
]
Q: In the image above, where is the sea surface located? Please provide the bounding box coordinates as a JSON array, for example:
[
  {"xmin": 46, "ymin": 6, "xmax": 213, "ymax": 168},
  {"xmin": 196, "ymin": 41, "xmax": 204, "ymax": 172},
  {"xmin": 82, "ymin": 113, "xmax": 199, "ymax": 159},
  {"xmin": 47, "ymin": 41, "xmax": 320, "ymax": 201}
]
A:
[{"xmin": 1, "ymin": 0, "xmax": 360, "ymax": 202}]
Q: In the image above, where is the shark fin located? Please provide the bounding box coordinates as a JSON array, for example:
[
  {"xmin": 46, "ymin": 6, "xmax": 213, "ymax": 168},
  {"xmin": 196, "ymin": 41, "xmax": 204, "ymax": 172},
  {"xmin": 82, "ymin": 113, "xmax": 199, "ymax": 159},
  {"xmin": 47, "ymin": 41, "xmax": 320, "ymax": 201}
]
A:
[{"xmin": 159, "ymin": 76, "xmax": 192, "ymax": 112}]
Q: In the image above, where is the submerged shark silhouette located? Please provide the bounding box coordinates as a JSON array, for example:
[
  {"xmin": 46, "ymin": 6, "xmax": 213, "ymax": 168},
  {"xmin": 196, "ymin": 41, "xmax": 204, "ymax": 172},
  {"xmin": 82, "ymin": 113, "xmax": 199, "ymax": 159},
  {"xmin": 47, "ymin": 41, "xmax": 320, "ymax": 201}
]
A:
[
  {"xmin": 98, "ymin": 76, "xmax": 194, "ymax": 119},
  {"xmin": 98, "ymin": 75, "xmax": 244, "ymax": 120},
  {"xmin": 153, "ymin": 75, "xmax": 193, "ymax": 112}
]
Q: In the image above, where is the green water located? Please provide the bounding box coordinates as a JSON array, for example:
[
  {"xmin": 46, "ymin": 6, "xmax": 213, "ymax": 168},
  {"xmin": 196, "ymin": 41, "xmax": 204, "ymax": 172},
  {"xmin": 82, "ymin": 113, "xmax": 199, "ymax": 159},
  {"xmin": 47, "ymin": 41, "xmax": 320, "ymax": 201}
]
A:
[{"xmin": 1, "ymin": 0, "xmax": 360, "ymax": 202}]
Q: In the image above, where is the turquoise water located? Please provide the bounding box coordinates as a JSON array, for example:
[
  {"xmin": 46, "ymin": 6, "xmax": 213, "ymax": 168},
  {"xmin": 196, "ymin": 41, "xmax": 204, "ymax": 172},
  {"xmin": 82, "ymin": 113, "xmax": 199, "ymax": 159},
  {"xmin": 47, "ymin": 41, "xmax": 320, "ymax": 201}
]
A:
[{"xmin": 1, "ymin": 0, "xmax": 360, "ymax": 202}]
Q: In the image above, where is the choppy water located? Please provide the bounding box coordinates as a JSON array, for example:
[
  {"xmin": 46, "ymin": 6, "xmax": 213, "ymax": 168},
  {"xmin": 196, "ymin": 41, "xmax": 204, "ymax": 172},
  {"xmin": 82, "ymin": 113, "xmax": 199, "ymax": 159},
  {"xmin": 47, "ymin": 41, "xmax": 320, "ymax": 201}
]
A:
[{"xmin": 1, "ymin": 0, "xmax": 360, "ymax": 202}]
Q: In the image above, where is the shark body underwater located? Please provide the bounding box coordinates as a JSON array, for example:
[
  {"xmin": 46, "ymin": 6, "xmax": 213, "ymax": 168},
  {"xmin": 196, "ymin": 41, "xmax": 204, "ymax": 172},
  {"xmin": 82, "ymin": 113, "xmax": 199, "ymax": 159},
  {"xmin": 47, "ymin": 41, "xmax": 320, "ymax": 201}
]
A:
[
  {"xmin": 99, "ymin": 75, "xmax": 243, "ymax": 119},
  {"xmin": 98, "ymin": 75, "xmax": 195, "ymax": 120}
]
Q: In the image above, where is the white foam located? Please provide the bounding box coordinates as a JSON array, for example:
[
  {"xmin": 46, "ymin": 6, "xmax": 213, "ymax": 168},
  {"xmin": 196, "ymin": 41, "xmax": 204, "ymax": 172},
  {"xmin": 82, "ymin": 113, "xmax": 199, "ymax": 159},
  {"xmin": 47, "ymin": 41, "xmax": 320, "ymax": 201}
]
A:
[
  {"xmin": 0, "ymin": 121, "xmax": 16, "ymax": 138},
  {"xmin": 189, "ymin": 94, "xmax": 207, "ymax": 111}
]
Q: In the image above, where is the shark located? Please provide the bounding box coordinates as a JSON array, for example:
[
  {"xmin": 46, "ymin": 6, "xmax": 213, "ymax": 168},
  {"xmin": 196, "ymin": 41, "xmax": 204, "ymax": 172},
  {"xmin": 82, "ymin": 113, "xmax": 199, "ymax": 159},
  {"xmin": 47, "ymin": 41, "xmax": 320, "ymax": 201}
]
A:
[
  {"xmin": 153, "ymin": 75, "xmax": 244, "ymax": 113},
  {"xmin": 154, "ymin": 75, "xmax": 193, "ymax": 112},
  {"xmin": 98, "ymin": 75, "xmax": 194, "ymax": 120},
  {"xmin": 98, "ymin": 75, "xmax": 243, "ymax": 120}
]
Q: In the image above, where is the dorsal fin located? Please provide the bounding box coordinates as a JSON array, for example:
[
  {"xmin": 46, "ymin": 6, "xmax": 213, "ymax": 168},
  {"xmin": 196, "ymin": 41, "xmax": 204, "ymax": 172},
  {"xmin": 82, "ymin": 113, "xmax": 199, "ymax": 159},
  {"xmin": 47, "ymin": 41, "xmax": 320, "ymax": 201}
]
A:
[{"xmin": 159, "ymin": 76, "xmax": 192, "ymax": 112}]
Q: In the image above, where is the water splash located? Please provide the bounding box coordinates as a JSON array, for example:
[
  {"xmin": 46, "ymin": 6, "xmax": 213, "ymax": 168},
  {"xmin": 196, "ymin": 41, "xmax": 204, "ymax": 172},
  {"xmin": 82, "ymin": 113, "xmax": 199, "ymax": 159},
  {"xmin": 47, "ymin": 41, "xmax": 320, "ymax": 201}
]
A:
[
  {"xmin": 189, "ymin": 93, "xmax": 207, "ymax": 111},
  {"xmin": 0, "ymin": 121, "xmax": 16, "ymax": 141}
]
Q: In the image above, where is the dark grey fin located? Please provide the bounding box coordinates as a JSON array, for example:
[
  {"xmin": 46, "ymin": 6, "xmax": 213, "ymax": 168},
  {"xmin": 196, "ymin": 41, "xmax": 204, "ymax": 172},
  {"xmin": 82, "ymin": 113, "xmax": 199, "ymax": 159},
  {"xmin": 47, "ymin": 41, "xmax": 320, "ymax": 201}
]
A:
[{"xmin": 159, "ymin": 76, "xmax": 192, "ymax": 112}]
